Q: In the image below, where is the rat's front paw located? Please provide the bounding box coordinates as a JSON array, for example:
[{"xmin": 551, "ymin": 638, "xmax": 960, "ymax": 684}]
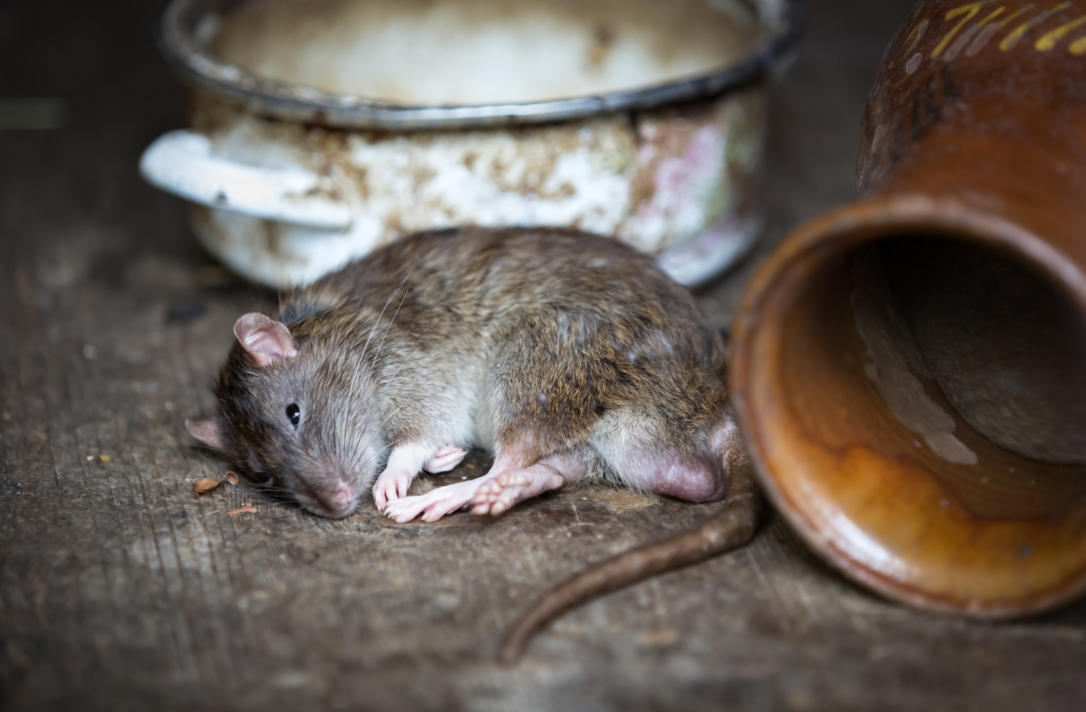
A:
[
  {"xmin": 372, "ymin": 467, "xmax": 414, "ymax": 510},
  {"xmin": 422, "ymin": 445, "xmax": 468, "ymax": 473}
]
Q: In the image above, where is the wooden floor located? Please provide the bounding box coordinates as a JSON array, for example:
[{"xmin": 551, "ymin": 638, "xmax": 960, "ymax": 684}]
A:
[{"xmin": 2, "ymin": 1, "xmax": 1084, "ymax": 710}]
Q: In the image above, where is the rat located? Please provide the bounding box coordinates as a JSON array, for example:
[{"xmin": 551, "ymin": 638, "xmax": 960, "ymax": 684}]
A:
[{"xmin": 186, "ymin": 226, "xmax": 760, "ymax": 661}]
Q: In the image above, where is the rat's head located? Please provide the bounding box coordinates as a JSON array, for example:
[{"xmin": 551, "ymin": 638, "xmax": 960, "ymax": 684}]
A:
[{"xmin": 187, "ymin": 312, "xmax": 383, "ymax": 518}]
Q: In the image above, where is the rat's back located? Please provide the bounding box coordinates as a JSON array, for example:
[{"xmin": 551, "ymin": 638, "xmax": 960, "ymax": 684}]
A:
[{"xmin": 293, "ymin": 227, "xmax": 718, "ymax": 356}]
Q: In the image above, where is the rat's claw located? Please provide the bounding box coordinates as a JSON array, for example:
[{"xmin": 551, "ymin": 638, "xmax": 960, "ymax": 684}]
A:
[
  {"xmin": 373, "ymin": 467, "xmax": 414, "ymax": 510},
  {"xmin": 384, "ymin": 495, "xmax": 426, "ymax": 522},
  {"xmin": 372, "ymin": 480, "xmax": 390, "ymax": 510}
]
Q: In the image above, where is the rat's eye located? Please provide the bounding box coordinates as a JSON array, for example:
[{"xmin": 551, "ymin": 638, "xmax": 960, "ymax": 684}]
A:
[{"xmin": 286, "ymin": 403, "xmax": 301, "ymax": 428}]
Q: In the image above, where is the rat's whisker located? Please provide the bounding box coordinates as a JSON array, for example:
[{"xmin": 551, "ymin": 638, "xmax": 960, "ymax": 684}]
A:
[
  {"xmin": 377, "ymin": 404, "xmax": 402, "ymax": 430},
  {"xmin": 370, "ymin": 269, "xmax": 414, "ymax": 364},
  {"xmin": 347, "ymin": 267, "xmax": 415, "ymax": 399},
  {"xmin": 359, "ymin": 267, "xmax": 413, "ymax": 363}
]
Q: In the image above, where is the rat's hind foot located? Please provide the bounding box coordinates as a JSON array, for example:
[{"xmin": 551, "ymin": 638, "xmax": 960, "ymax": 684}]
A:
[
  {"xmin": 422, "ymin": 445, "xmax": 468, "ymax": 473},
  {"xmin": 383, "ymin": 474, "xmax": 498, "ymax": 523},
  {"xmin": 470, "ymin": 454, "xmax": 579, "ymax": 516},
  {"xmin": 384, "ymin": 449, "xmax": 582, "ymax": 523},
  {"xmin": 382, "ymin": 449, "xmax": 529, "ymax": 523}
]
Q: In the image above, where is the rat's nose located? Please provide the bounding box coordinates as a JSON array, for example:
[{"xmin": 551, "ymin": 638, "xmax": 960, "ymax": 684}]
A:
[{"xmin": 321, "ymin": 482, "xmax": 356, "ymax": 516}]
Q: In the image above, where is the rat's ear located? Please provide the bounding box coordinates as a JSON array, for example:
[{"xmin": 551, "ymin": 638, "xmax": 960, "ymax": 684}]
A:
[
  {"xmin": 233, "ymin": 313, "xmax": 298, "ymax": 367},
  {"xmin": 186, "ymin": 418, "xmax": 224, "ymax": 450}
]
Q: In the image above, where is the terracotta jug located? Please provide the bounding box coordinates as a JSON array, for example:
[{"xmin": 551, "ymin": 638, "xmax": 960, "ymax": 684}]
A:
[{"xmin": 730, "ymin": 0, "xmax": 1086, "ymax": 616}]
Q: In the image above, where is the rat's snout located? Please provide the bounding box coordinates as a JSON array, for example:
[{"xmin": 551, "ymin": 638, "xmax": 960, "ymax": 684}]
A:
[
  {"xmin": 311, "ymin": 478, "xmax": 358, "ymax": 519},
  {"xmin": 327, "ymin": 483, "xmax": 354, "ymax": 512}
]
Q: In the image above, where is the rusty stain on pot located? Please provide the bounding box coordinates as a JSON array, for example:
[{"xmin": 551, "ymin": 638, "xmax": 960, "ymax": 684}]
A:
[{"xmin": 142, "ymin": 0, "xmax": 803, "ymax": 288}]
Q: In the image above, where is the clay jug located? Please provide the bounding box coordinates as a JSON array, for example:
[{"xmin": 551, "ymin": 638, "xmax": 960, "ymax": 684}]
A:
[{"xmin": 730, "ymin": 0, "xmax": 1086, "ymax": 616}]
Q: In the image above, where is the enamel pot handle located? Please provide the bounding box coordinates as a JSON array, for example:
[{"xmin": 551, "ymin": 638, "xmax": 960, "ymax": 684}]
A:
[{"xmin": 138, "ymin": 129, "xmax": 352, "ymax": 230}]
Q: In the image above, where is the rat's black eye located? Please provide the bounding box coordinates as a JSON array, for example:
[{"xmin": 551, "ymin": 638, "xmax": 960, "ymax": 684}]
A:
[{"xmin": 286, "ymin": 403, "xmax": 301, "ymax": 428}]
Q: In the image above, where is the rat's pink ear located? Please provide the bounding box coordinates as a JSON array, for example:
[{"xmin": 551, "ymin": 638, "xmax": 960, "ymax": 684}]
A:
[
  {"xmin": 186, "ymin": 418, "xmax": 224, "ymax": 450},
  {"xmin": 233, "ymin": 313, "xmax": 298, "ymax": 367}
]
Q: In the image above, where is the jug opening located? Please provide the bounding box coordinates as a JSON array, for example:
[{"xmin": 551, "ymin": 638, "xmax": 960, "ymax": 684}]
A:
[{"xmin": 733, "ymin": 208, "xmax": 1086, "ymax": 615}]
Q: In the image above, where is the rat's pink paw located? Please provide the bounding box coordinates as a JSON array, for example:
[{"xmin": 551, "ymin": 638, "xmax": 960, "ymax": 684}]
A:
[
  {"xmin": 470, "ymin": 465, "xmax": 564, "ymax": 516},
  {"xmin": 383, "ymin": 494, "xmax": 431, "ymax": 523},
  {"xmin": 372, "ymin": 467, "xmax": 414, "ymax": 510},
  {"xmin": 423, "ymin": 445, "xmax": 468, "ymax": 473},
  {"xmin": 470, "ymin": 471, "xmax": 528, "ymax": 516},
  {"xmin": 383, "ymin": 478, "xmax": 490, "ymax": 523}
]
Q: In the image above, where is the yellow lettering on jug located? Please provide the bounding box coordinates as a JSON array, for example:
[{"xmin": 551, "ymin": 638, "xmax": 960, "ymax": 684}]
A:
[
  {"xmin": 932, "ymin": 2, "xmax": 986, "ymax": 58},
  {"xmin": 1070, "ymin": 34, "xmax": 1086, "ymax": 53},
  {"xmin": 989, "ymin": 5, "xmax": 1036, "ymax": 35},
  {"xmin": 976, "ymin": 6, "xmax": 1007, "ymax": 29},
  {"xmin": 1002, "ymin": 2, "xmax": 1071, "ymax": 50},
  {"xmin": 904, "ymin": 18, "xmax": 930, "ymax": 53},
  {"xmin": 966, "ymin": 5, "xmax": 1036, "ymax": 56},
  {"xmin": 1035, "ymin": 15, "xmax": 1086, "ymax": 50}
]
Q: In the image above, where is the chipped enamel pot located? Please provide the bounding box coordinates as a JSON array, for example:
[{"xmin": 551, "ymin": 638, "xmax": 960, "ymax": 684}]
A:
[{"xmin": 140, "ymin": 0, "xmax": 803, "ymax": 288}]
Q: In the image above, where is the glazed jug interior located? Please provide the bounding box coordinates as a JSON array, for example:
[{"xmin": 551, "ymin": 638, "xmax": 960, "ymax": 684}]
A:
[
  {"xmin": 878, "ymin": 237, "xmax": 1086, "ymax": 466},
  {"xmin": 736, "ymin": 204, "xmax": 1086, "ymax": 614}
]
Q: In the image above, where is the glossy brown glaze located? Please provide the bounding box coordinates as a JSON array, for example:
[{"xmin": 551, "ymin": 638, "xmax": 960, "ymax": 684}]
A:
[{"xmin": 731, "ymin": 0, "xmax": 1086, "ymax": 616}]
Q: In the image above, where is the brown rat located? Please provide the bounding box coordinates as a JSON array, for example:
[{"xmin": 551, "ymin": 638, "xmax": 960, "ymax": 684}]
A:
[{"xmin": 187, "ymin": 226, "xmax": 760, "ymax": 660}]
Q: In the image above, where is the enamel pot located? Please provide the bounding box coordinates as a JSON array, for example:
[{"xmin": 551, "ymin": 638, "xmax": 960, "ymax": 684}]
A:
[{"xmin": 140, "ymin": 0, "xmax": 802, "ymax": 288}]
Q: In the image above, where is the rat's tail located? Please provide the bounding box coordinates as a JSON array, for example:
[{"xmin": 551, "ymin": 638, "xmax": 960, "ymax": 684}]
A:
[{"xmin": 497, "ymin": 454, "xmax": 761, "ymax": 664}]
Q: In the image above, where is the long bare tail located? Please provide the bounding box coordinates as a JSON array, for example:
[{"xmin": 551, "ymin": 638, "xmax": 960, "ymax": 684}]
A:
[{"xmin": 498, "ymin": 460, "xmax": 761, "ymax": 664}]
